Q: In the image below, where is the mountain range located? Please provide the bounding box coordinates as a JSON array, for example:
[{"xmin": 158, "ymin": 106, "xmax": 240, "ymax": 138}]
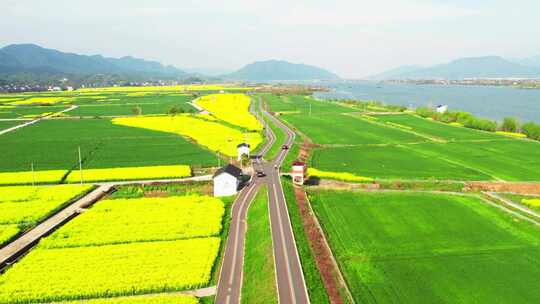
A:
[
  {"xmin": 223, "ymin": 60, "xmax": 340, "ymax": 81},
  {"xmin": 0, "ymin": 44, "xmax": 339, "ymax": 84},
  {"xmin": 370, "ymin": 56, "xmax": 540, "ymax": 80}
]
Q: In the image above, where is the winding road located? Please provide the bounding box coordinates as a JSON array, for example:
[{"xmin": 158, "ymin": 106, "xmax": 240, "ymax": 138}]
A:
[{"xmin": 215, "ymin": 97, "xmax": 309, "ymax": 303}]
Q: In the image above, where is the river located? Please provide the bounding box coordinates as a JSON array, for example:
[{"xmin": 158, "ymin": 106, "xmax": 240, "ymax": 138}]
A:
[{"xmin": 313, "ymin": 81, "xmax": 540, "ymax": 123}]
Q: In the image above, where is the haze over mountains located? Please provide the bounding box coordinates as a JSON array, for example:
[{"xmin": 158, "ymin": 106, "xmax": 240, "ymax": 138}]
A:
[
  {"xmin": 0, "ymin": 44, "xmax": 340, "ymax": 84},
  {"xmin": 371, "ymin": 56, "xmax": 540, "ymax": 80}
]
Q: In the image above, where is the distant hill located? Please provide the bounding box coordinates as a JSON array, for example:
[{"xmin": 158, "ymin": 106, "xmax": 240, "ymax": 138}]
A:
[
  {"xmin": 224, "ymin": 60, "xmax": 340, "ymax": 81},
  {"xmin": 0, "ymin": 44, "xmax": 187, "ymax": 79},
  {"xmin": 371, "ymin": 56, "xmax": 540, "ymax": 80}
]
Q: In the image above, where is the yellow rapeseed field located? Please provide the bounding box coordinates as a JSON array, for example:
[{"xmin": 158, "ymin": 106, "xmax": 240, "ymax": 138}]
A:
[
  {"xmin": 522, "ymin": 198, "xmax": 540, "ymax": 208},
  {"xmin": 308, "ymin": 168, "xmax": 373, "ymax": 182},
  {"xmin": 40, "ymin": 195, "xmax": 224, "ymax": 248},
  {"xmin": 0, "ymin": 169, "xmax": 67, "ymax": 185},
  {"xmin": 9, "ymin": 97, "xmax": 65, "ymax": 105},
  {"xmin": 65, "ymin": 165, "xmax": 191, "ymax": 183},
  {"xmin": 0, "ymin": 238, "xmax": 220, "ymax": 303},
  {"xmin": 196, "ymin": 93, "xmax": 263, "ymax": 130},
  {"xmin": 495, "ymin": 131, "xmax": 527, "ymax": 138},
  {"xmin": 113, "ymin": 115, "xmax": 262, "ymax": 157},
  {"xmin": 0, "ymin": 224, "xmax": 19, "ymax": 245},
  {"xmin": 63, "ymin": 295, "xmax": 199, "ymax": 303}
]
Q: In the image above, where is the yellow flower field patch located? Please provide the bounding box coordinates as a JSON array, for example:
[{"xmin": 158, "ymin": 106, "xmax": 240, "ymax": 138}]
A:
[
  {"xmin": 522, "ymin": 198, "xmax": 540, "ymax": 208},
  {"xmin": 196, "ymin": 93, "xmax": 262, "ymax": 131},
  {"xmin": 9, "ymin": 97, "xmax": 65, "ymax": 105},
  {"xmin": 496, "ymin": 131, "xmax": 527, "ymax": 138},
  {"xmin": 113, "ymin": 115, "xmax": 262, "ymax": 157},
  {"xmin": 65, "ymin": 165, "xmax": 192, "ymax": 183},
  {"xmin": 0, "ymin": 170, "xmax": 67, "ymax": 185},
  {"xmin": 308, "ymin": 168, "xmax": 373, "ymax": 182}
]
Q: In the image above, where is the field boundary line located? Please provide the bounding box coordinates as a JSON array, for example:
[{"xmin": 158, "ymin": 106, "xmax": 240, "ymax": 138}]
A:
[
  {"xmin": 484, "ymin": 192, "xmax": 540, "ymax": 220},
  {"xmin": 344, "ymin": 112, "xmax": 446, "ymax": 143},
  {"xmin": 477, "ymin": 195, "xmax": 540, "ymax": 226},
  {"xmin": 397, "ymin": 143, "xmax": 504, "ymax": 182}
]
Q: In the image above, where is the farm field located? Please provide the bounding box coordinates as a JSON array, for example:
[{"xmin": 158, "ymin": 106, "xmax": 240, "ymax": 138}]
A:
[
  {"xmin": 0, "ymin": 105, "xmax": 69, "ymax": 119},
  {"xmin": 266, "ymin": 94, "xmax": 355, "ymax": 115},
  {"xmin": 0, "ymin": 121, "xmax": 21, "ymax": 130},
  {"xmin": 0, "ymin": 184, "xmax": 92, "ymax": 246},
  {"xmin": 40, "ymin": 195, "xmax": 224, "ymax": 248},
  {"xmin": 309, "ymin": 190, "xmax": 540, "ymax": 303},
  {"xmin": 0, "ymin": 119, "xmax": 216, "ymax": 173},
  {"xmin": 241, "ymin": 187, "xmax": 278, "ymax": 304},
  {"xmin": 113, "ymin": 114, "xmax": 262, "ymax": 158},
  {"xmin": 282, "ymin": 113, "xmax": 424, "ymax": 145},
  {"xmin": 196, "ymin": 94, "xmax": 262, "ymax": 131},
  {"xmin": 65, "ymin": 294, "xmax": 198, "ymax": 303},
  {"xmin": 64, "ymin": 165, "xmax": 192, "ymax": 183},
  {"xmin": 311, "ymin": 145, "xmax": 491, "ymax": 181},
  {"xmin": 0, "ymin": 193, "xmax": 226, "ymax": 303},
  {"xmin": 371, "ymin": 113, "xmax": 505, "ymax": 141}
]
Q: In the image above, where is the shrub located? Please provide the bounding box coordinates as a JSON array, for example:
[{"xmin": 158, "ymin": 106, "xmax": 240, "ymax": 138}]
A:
[{"xmin": 522, "ymin": 121, "xmax": 540, "ymax": 140}]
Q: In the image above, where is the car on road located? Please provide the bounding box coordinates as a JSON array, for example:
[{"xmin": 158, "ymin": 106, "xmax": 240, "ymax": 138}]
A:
[
  {"xmin": 256, "ymin": 171, "xmax": 266, "ymax": 177},
  {"xmin": 282, "ymin": 144, "xmax": 289, "ymax": 150}
]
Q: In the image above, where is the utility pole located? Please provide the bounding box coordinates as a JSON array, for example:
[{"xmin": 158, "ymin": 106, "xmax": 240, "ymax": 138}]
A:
[
  {"xmin": 31, "ymin": 162, "xmax": 35, "ymax": 186},
  {"xmin": 78, "ymin": 146, "xmax": 83, "ymax": 185}
]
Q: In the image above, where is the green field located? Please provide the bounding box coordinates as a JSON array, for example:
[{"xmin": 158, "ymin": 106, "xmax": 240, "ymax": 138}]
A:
[
  {"xmin": 282, "ymin": 113, "xmax": 425, "ymax": 145},
  {"xmin": 241, "ymin": 187, "xmax": 278, "ymax": 304},
  {"xmin": 0, "ymin": 121, "xmax": 22, "ymax": 130},
  {"xmin": 309, "ymin": 190, "xmax": 540, "ymax": 303},
  {"xmin": 0, "ymin": 119, "xmax": 217, "ymax": 172},
  {"xmin": 267, "ymin": 94, "xmax": 355, "ymax": 115},
  {"xmin": 0, "ymin": 105, "xmax": 69, "ymax": 119},
  {"xmin": 67, "ymin": 94, "xmax": 196, "ymax": 117},
  {"xmin": 311, "ymin": 145, "xmax": 491, "ymax": 180},
  {"xmin": 372, "ymin": 114, "xmax": 504, "ymax": 141}
]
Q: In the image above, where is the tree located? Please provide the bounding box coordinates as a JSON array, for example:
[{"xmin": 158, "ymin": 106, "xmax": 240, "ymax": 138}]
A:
[
  {"xmin": 522, "ymin": 122, "xmax": 540, "ymax": 140},
  {"xmin": 132, "ymin": 106, "xmax": 142, "ymax": 116},
  {"xmin": 168, "ymin": 105, "xmax": 181, "ymax": 116},
  {"xmin": 501, "ymin": 117, "xmax": 518, "ymax": 133}
]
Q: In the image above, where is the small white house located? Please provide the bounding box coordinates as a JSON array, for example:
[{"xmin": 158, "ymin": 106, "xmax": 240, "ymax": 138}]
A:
[
  {"xmin": 237, "ymin": 143, "xmax": 250, "ymax": 161},
  {"xmin": 213, "ymin": 164, "xmax": 242, "ymax": 197},
  {"xmin": 291, "ymin": 161, "xmax": 307, "ymax": 185},
  {"xmin": 436, "ymin": 105, "xmax": 448, "ymax": 114}
]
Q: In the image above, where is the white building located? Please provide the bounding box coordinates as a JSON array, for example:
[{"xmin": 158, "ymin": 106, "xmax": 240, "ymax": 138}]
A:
[
  {"xmin": 291, "ymin": 161, "xmax": 307, "ymax": 185},
  {"xmin": 436, "ymin": 105, "xmax": 448, "ymax": 114},
  {"xmin": 213, "ymin": 164, "xmax": 242, "ymax": 197},
  {"xmin": 237, "ymin": 143, "xmax": 250, "ymax": 161}
]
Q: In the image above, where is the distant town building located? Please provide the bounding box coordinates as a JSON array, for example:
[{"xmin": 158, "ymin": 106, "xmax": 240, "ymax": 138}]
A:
[
  {"xmin": 237, "ymin": 143, "xmax": 250, "ymax": 161},
  {"xmin": 436, "ymin": 105, "xmax": 448, "ymax": 114},
  {"xmin": 213, "ymin": 164, "xmax": 242, "ymax": 197},
  {"xmin": 291, "ymin": 161, "xmax": 307, "ymax": 185},
  {"xmin": 66, "ymin": 86, "xmax": 74, "ymax": 91}
]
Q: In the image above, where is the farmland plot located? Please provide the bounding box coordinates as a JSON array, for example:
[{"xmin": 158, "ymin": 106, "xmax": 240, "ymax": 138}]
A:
[
  {"xmin": 0, "ymin": 194, "xmax": 226, "ymax": 303},
  {"xmin": 372, "ymin": 114, "xmax": 506, "ymax": 141},
  {"xmin": 0, "ymin": 185, "xmax": 93, "ymax": 246},
  {"xmin": 40, "ymin": 195, "xmax": 224, "ymax": 248},
  {"xmin": 309, "ymin": 190, "xmax": 540, "ymax": 303},
  {"xmin": 196, "ymin": 93, "xmax": 262, "ymax": 131},
  {"xmin": 311, "ymin": 145, "xmax": 490, "ymax": 180},
  {"xmin": 282, "ymin": 113, "xmax": 424, "ymax": 145},
  {"xmin": 266, "ymin": 94, "xmax": 354, "ymax": 115},
  {"xmin": 0, "ymin": 119, "xmax": 216, "ymax": 172}
]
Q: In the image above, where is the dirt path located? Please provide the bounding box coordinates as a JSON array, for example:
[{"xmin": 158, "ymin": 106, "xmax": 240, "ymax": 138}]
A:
[{"xmin": 484, "ymin": 192, "xmax": 540, "ymax": 220}]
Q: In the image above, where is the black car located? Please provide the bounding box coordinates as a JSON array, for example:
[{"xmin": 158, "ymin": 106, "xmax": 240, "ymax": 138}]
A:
[
  {"xmin": 282, "ymin": 145, "xmax": 289, "ymax": 150},
  {"xmin": 256, "ymin": 171, "xmax": 266, "ymax": 177}
]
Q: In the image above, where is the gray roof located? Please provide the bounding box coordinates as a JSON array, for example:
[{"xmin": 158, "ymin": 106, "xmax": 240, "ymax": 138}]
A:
[
  {"xmin": 237, "ymin": 143, "xmax": 250, "ymax": 148},
  {"xmin": 213, "ymin": 164, "xmax": 242, "ymax": 178}
]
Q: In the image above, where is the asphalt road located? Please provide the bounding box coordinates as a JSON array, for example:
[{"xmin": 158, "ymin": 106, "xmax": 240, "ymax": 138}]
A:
[{"xmin": 215, "ymin": 97, "xmax": 309, "ymax": 303}]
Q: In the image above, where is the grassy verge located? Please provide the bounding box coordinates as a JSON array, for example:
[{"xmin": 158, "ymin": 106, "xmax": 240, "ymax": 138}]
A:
[
  {"xmin": 282, "ymin": 178, "xmax": 330, "ymax": 303},
  {"xmin": 241, "ymin": 186, "xmax": 278, "ymax": 303},
  {"xmin": 263, "ymin": 114, "xmax": 287, "ymax": 161}
]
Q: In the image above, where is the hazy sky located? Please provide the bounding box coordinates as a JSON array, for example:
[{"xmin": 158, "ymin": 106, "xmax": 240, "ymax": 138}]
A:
[{"xmin": 2, "ymin": 0, "xmax": 539, "ymax": 78}]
